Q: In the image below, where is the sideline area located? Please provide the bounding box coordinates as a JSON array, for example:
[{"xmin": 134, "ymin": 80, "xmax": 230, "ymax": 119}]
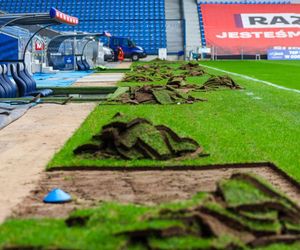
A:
[
  {"xmin": 0, "ymin": 60, "xmax": 300, "ymax": 249},
  {"xmin": 200, "ymin": 61, "xmax": 300, "ymax": 93},
  {"xmin": 73, "ymin": 73, "xmax": 123, "ymax": 87},
  {"xmin": 33, "ymin": 62, "xmax": 132, "ymax": 88},
  {"xmin": 0, "ymin": 103, "xmax": 96, "ymax": 223},
  {"xmin": 34, "ymin": 71, "xmax": 92, "ymax": 87}
]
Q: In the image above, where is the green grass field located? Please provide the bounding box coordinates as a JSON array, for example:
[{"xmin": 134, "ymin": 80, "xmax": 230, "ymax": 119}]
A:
[
  {"xmin": 1, "ymin": 60, "xmax": 299, "ymax": 250},
  {"xmin": 48, "ymin": 62, "xmax": 300, "ymax": 182},
  {"xmin": 200, "ymin": 60, "xmax": 300, "ymax": 90},
  {"xmin": 2, "ymin": 186, "xmax": 300, "ymax": 250}
]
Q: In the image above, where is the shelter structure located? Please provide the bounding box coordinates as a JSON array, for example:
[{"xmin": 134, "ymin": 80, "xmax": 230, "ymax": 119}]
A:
[
  {"xmin": 0, "ymin": 8, "xmax": 79, "ymax": 63},
  {"xmin": 46, "ymin": 32, "xmax": 109, "ymax": 70}
]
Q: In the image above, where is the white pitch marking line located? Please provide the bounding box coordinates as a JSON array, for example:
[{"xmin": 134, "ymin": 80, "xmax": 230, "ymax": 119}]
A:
[
  {"xmin": 200, "ymin": 64, "xmax": 300, "ymax": 94},
  {"xmin": 252, "ymin": 96, "xmax": 263, "ymax": 100}
]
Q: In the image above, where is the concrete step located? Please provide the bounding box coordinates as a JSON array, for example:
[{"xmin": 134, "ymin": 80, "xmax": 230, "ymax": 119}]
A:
[{"xmin": 183, "ymin": 0, "xmax": 202, "ymax": 54}]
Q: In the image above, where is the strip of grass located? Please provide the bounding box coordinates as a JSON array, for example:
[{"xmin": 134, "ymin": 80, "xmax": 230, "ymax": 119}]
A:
[
  {"xmin": 200, "ymin": 60, "xmax": 300, "ymax": 90},
  {"xmin": 1, "ymin": 192, "xmax": 300, "ymax": 250},
  {"xmin": 48, "ymin": 65, "xmax": 300, "ymax": 182},
  {"xmin": 0, "ymin": 194, "xmax": 207, "ymax": 250}
]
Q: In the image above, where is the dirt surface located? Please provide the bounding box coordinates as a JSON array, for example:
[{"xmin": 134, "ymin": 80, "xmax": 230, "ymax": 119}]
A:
[
  {"xmin": 112, "ymin": 85, "xmax": 204, "ymax": 104},
  {"xmin": 120, "ymin": 172, "xmax": 300, "ymax": 249},
  {"xmin": 13, "ymin": 165, "xmax": 300, "ymax": 219},
  {"xmin": 73, "ymin": 81, "xmax": 117, "ymax": 87},
  {"xmin": 73, "ymin": 73, "xmax": 123, "ymax": 87},
  {"xmin": 114, "ymin": 62, "xmax": 132, "ymax": 69},
  {"xmin": 0, "ymin": 103, "xmax": 96, "ymax": 223}
]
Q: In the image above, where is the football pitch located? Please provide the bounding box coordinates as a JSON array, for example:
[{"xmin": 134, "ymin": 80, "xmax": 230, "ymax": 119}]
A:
[
  {"xmin": 200, "ymin": 60, "xmax": 300, "ymax": 91},
  {"xmin": 0, "ymin": 60, "xmax": 300, "ymax": 250}
]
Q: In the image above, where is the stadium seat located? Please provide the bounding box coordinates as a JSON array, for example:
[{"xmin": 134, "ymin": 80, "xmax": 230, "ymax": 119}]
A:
[
  {"xmin": 1, "ymin": 65, "xmax": 18, "ymax": 98},
  {"xmin": 10, "ymin": 63, "xmax": 53, "ymax": 97},
  {"xmin": 76, "ymin": 57, "xmax": 86, "ymax": 71},
  {"xmin": 21, "ymin": 63, "xmax": 53, "ymax": 97},
  {"xmin": 10, "ymin": 64, "xmax": 27, "ymax": 97},
  {"xmin": 0, "ymin": 66, "xmax": 13, "ymax": 98},
  {"xmin": 81, "ymin": 57, "xmax": 90, "ymax": 71}
]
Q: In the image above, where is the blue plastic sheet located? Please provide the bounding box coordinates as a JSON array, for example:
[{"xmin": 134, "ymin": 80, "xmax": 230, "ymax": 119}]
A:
[
  {"xmin": 33, "ymin": 71, "xmax": 92, "ymax": 87},
  {"xmin": 0, "ymin": 103, "xmax": 33, "ymax": 130}
]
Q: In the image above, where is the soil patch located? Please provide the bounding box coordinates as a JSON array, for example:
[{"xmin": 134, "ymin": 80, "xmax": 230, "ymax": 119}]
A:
[
  {"xmin": 111, "ymin": 85, "xmax": 205, "ymax": 104},
  {"xmin": 114, "ymin": 62, "xmax": 132, "ymax": 69},
  {"xmin": 200, "ymin": 75, "xmax": 242, "ymax": 90},
  {"xmin": 119, "ymin": 172, "xmax": 300, "ymax": 249},
  {"xmin": 178, "ymin": 62, "xmax": 203, "ymax": 71},
  {"xmin": 12, "ymin": 164, "xmax": 300, "ymax": 219},
  {"xmin": 124, "ymin": 63, "xmax": 207, "ymax": 83},
  {"xmin": 0, "ymin": 103, "xmax": 96, "ymax": 223},
  {"xmin": 74, "ymin": 113, "xmax": 204, "ymax": 160},
  {"xmin": 73, "ymin": 73, "xmax": 123, "ymax": 87}
]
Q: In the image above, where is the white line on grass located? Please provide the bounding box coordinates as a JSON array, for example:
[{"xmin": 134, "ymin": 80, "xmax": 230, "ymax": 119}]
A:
[{"xmin": 200, "ymin": 64, "xmax": 300, "ymax": 94}]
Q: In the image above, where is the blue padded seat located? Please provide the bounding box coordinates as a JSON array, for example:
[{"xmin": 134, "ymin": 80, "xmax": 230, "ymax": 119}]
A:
[
  {"xmin": 0, "ymin": 66, "xmax": 13, "ymax": 98},
  {"xmin": 76, "ymin": 57, "xmax": 86, "ymax": 71},
  {"xmin": 20, "ymin": 63, "xmax": 53, "ymax": 97},
  {"xmin": 17, "ymin": 63, "xmax": 35, "ymax": 94},
  {"xmin": 10, "ymin": 63, "xmax": 27, "ymax": 97},
  {"xmin": 0, "ymin": 65, "xmax": 17, "ymax": 98},
  {"xmin": 82, "ymin": 58, "xmax": 90, "ymax": 70},
  {"xmin": 10, "ymin": 63, "xmax": 53, "ymax": 97},
  {"xmin": 0, "ymin": 80, "xmax": 7, "ymax": 98}
]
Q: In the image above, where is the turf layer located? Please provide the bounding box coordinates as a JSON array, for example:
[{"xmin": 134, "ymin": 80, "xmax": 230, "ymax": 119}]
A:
[{"xmin": 1, "ymin": 179, "xmax": 300, "ymax": 250}]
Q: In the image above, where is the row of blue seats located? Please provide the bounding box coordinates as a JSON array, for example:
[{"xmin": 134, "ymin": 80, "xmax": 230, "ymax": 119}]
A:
[
  {"xmin": 64, "ymin": 11, "xmax": 165, "ymax": 14},
  {"xmin": 60, "ymin": 4, "xmax": 165, "ymax": 7},
  {"xmin": 0, "ymin": 65, "xmax": 17, "ymax": 98},
  {"xmin": 73, "ymin": 28, "xmax": 166, "ymax": 32},
  {"xmin": 3, "ymin": 4, "xmax": 165, "ymax": 10},
  {"xmin": 62, "ymin": 0, "xmax": 164, "ymax": 2},
  {"xmin": 74, "ymin": 23, "xmax": 166, "ymax": 28},
  {"xmin": 11, "ymin": 0, "xmax": 164, "ymax": 3},
  {"xmin": 3, "ymin": 6, "xmax": 165, "ymax": 12},
  {"xmin": 1, "ymin": 0, "xmax": 165, "ymax": 4},
  {"xmin": 3, "ymin": 12, "xmax": 165, "ymax": 21},
  {"xmin": 0, "ymin": 63, "xmax": 52, "ymax": 98},
  {"xmin": 77, "ymin": 25, "xmax": 167, "ymax": 28},
  {"xmin": 55, "ymin": 25, "xmax": 166, "ymax": 31},
  {"xmin": 200, "ymin": 1, "xmax": 290, "ymax": 3},
  {"xmin": 11, "ymin": 7, "xmax": 165, "ymax": 11},
  {"xmin": 2, "ymin": 6, "xmax": 164, "ymax": 9},
  {"xmin": 197, "ymin": 6, "xmax": 207, "ymax": 48},
  {"xmin": 68, "ymin": 15, "xmax": 165, "ymax": 19},
  {"xmin": 54, "ymin": 30, "xmax": 167, "ymax": 50},
  {"xmin": 1, "ymin": 0, "xmax": 165, "ymax": 3},
  {"xmin": 76, "ymin": 57, "xmax": 90, "ymax": 71}
]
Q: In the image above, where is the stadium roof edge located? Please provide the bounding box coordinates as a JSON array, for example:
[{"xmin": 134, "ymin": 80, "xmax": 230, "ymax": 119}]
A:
[{"xmin": 0, "ymin": 8, "xmax": 79, "ymax": 29}]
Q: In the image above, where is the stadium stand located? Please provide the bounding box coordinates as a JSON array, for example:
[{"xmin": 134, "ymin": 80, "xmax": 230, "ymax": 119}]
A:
[
  {"xmin": 0, "ymin": 0, "xmax": 167, "ymax": 54},
  {"xmin": 0, "ymin": 0, "xmax": 298, "ymax": 58}
]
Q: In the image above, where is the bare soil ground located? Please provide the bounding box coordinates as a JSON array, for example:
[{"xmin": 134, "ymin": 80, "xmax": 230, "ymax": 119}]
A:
[
  {"xmin": 0, "ymin": 103, "xmax": 96, "ymax": 223},
  {"xmin": 114, "ymin": 62, "xmax": 132, "ymax": 69},
  {"xmin": 13, "ymin": 165, "xmax": 300, "ymax": 219}
]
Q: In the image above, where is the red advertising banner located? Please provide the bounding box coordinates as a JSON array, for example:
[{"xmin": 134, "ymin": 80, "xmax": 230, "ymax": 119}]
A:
[{"xmin": 201, "ymin": 4, "xmax": 300, "ymax": 55}]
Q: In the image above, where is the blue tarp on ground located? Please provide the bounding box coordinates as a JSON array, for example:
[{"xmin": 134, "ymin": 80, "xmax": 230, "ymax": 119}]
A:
[
  {"xmin": 33, "ymin": 71, "xmax": 92, "ymax": 87},
  {"xmin": 0, "ymin": 103, "xmax": 33, "ymax": 130}
]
